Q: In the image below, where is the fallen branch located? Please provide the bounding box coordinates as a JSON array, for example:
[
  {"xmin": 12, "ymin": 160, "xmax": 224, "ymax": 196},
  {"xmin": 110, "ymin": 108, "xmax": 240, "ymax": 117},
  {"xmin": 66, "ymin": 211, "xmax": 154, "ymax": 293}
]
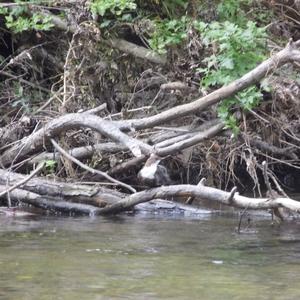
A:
[
  {"xmin": 109, "ymin": 121, "xmax": 224, "ymax": 175},
  {"xmin": 156, "ymin": 122, "xmax": 224, "ymax": 156},
  {"xmin": 249, "ymin": 137, "xmax": 298, "ymax": 160},
  {"xmin": 98, "ymin": 184, "xmax": 300, "ymax": 217},
  {"xmin": 0, "ymin": 166, "xmax": 299, "ymax": 218},
  {"xmin": 0, "ymin": 113, "xmax": 152, "ymax": 167},
  {"xmin": 160, "ymin": 81, "xmax": 191, "ymax": 91},
  {"xmin": 108, "ymin": 38, "xmax": 167, "ymax": 65},
  {"xmin": 0, "ymin": 168, "xmax": 99, "ymax": 198},
  {"xmin": 113, "ymin": 39, "xmax": 300, "ymax": 130},
  {"xmin": 27, "ymin": 142, "xmax": 126, "ymax": 165}
]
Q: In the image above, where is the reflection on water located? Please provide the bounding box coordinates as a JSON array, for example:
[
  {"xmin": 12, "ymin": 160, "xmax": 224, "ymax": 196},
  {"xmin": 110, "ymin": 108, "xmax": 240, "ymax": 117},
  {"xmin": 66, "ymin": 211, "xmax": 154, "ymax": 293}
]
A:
[{"xmin": 0, "ymin": 213, "xmax": 300, "ymax": 300}]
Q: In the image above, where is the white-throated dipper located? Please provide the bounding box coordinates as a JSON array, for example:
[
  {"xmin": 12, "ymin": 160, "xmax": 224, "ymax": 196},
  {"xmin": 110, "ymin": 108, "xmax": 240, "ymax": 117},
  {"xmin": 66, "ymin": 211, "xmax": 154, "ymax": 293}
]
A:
[{"xmin": 138, "ymin": 154, "xmax": 172, "ymax": 187}]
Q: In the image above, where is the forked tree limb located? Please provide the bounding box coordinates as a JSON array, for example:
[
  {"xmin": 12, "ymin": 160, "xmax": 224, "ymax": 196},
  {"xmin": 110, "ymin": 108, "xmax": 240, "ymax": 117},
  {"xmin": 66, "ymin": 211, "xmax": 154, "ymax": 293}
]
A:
[
  {"xmin": 0, "ymin": 113, "xmax": 152, "ymax": 167},
  {"xmin": 108, "ymin": 122, "xmax": 224, "ymax": 175}
]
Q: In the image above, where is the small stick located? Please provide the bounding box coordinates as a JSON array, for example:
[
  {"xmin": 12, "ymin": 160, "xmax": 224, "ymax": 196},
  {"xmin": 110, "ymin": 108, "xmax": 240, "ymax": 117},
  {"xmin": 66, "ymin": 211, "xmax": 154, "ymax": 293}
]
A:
[
  {"xmin": 82, "ymin": 103, "xmax": 107, "ymax": 115},
  {"xmin": 268, "ymin": 171, "xmax": 289, "ymax": 198},
  {"xmin": 0, "ymin": 162, "xmax": 45, "ymax": 198},
  {"xmin": 185, "ymin": 178, "xmax": 205, "ymax": 204},
  {"xmin": 51, "ymin": 139, "xmax": 136, "ymax": 193},
  {"xmin": 237, "ymin": 205, "xmax": 250, "ymax": 234},
  {"xmin": 227, "ymin": 187, "xmax": 237, "ymax": 205},
  {"xmin": 262, "ymin": 161, "xmax": 274, "ymax": 197},
  {"xmin": 262, "ymin": 161, "xmax": 286, "ymax": 222}
]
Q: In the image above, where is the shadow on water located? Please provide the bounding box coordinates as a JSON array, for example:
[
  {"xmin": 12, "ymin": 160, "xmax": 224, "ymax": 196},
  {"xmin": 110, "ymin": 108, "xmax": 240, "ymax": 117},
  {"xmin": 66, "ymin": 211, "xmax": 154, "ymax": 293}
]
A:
[{"xmin": 0, "ymin": 208, "xmax": 300, "ymax": 299}]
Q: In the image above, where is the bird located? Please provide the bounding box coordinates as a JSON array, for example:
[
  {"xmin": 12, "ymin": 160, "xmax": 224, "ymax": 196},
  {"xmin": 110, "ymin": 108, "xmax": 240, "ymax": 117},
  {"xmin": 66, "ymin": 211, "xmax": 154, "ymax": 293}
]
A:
[{"xmin": 137, "ymin": 154, "xmax": 172, "ymax": 187}]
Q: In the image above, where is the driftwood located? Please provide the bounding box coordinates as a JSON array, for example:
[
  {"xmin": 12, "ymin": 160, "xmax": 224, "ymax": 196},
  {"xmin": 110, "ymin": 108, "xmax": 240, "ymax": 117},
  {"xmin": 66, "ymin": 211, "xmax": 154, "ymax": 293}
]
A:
[{"xmin": 0, "ymin": 186, "xmax": 103, "ymax": 215}]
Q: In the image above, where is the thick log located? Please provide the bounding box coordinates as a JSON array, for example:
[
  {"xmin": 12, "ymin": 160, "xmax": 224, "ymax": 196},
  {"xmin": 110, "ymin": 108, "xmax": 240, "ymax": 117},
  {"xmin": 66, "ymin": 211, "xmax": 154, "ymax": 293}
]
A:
[
  {"xmin": 0, "ymin": 185, "xmax": 102, "ymax": 215},
  {"xmin": 0, "ymin": 168, "xmax": 125, "ymax": 208}
]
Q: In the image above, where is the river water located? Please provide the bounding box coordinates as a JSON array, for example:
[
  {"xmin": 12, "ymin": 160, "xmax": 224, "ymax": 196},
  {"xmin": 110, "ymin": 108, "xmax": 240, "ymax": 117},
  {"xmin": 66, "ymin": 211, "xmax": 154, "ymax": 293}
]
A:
[{"xmin": 0, "ymin": 211, "xmax": 300, "ymax": 300}]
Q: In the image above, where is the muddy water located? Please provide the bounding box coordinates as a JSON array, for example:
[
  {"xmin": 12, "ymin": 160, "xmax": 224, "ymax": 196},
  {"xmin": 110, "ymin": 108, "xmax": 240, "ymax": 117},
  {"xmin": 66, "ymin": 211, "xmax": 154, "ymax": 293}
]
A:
[{"xmin": 0, "ymin": 212, "xmax": 300, "ymax": 300}]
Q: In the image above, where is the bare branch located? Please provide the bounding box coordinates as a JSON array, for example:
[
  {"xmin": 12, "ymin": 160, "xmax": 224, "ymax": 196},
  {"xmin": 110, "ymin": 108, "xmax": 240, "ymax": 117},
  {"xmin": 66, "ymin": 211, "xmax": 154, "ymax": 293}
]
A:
[
  {"xmin": 28, "ymin": 142, "xmax": 126, "ymax": 165},
  {"xmin": 113, "ymin": 40, "xmax": 300, "ymax": 130},
  {"xmin": 50, "ymin": 139, "xmax": 136, "ymax": 193},
  {"xmin": 98, "ymin": 184, "xmax": 300, "ymax": 215},
  {"xmin": 0, "ymin": 113, "xmax": 152, "ymax": 167},
  {"xmin": 0, "ymin": 162, "xmax": 45, "ymax": 198}
]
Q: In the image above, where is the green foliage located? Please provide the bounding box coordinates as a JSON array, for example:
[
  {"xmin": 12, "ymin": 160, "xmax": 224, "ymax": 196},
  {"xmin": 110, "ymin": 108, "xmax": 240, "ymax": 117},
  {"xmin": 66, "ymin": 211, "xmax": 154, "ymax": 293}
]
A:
[
  {"xmin": 89, "ymin": 0, "xmax": 137, "ymax": 29},
  {"xmin": 148, "ymin": 16, "xmax": 189, "ymax": 54},
  {"xmin": 159, "ymin": 0, "xmax": 188, "ymax": 18},
  {"xmin": 44, "ymin": 160, "xmax": 57, "ymax": 174},
  {"xmin": 217, "ymin": 0, "xmax": 252, "ymax": 25},
  {"xmin": 218, "ymin": 101, "xmax": 240, "ymax": 136},
  {"xmin": 148, "ymin": 13, "xmax": 267, "ymax": 134},
  {"xmin": 5, "ymin": 13, "xmax": 53, "ymax": 33},
  {"xmin": 194, "ymin": 20, "xmax": 267, "ymax": 134},
  {"xmin": 238, "ymin": 86, "xmax": 262, "ymax": 111},
  {"xmin": 195, "ymin": 21, "xmax": 267, "ymax": 87},
  {"xmin": 0, "ymin": 1, "xmax": 54, "ymax": 33},
  {"xmin": 90, "ymin": 0, "xmax": 137, "ymax": 17}
]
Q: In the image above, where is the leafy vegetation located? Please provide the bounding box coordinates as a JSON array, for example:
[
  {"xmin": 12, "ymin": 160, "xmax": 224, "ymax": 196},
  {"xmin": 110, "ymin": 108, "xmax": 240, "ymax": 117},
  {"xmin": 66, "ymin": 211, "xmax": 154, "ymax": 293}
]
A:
[
  {"xmin": 195, "ymin": 20, "xmax": 267, "ymax": 133},
  {"xmin": 217, "ymin": 0, "xmax": 252, "ymax": 25},
  {"xmin": 0, "ymin": 0, "xmax": 269, "ymax": 134},
  {"xmin": 147, "ymin": 8, "xmax": 267, "ymax": 134},
  {"xmin": 44, "ymin": 160, "xmax": 57, "ymax": 174},
  {"xmin": 148, "ymin": 17, "xmax": 189, "ymax": 54},
  {"xmin": 90, "ymin": 0, "xmax": 137, "ymax": 17},
  {"xmin": 0, "ymin": 3, "xmax": 53, "ymax": 33}
]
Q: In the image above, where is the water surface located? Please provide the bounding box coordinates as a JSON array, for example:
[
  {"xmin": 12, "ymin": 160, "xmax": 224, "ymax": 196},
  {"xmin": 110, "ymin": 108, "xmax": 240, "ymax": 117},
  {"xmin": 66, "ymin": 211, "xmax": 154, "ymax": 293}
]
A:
[{"xmin": 0, "ymin": 212, "xmax": 299, "ymax": 300}]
